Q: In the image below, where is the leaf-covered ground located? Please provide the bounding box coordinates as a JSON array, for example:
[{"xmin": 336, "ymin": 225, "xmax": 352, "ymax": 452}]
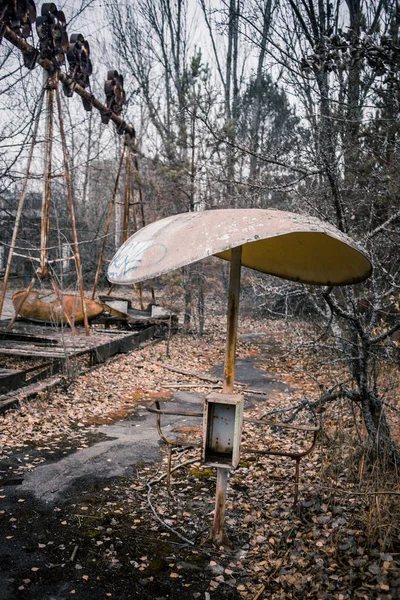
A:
[{"xmin": 0, "ymin": 315, "xmax": 399, "ymax": 599}]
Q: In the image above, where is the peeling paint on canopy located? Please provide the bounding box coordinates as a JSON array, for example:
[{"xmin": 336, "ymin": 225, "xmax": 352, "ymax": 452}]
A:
[{"xmin": 107, "ymin": 209, "xmax": 372, "ymax": 286}]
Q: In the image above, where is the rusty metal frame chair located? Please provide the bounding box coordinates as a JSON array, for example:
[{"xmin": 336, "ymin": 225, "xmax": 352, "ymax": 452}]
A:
[
  {"xmin": 147, "ymin": 400, "xmax": 203, "ymax": 492},
  {"xmin": 147, "ymin": 399, "xmax": 320, "ymax": 506}
]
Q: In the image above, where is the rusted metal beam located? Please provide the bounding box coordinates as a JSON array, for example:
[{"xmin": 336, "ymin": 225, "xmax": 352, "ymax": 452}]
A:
[
  {"xmin": 241, "ymin": 428, "xmax": 319, "ymax": 459},
  {"xmin": 2, "ymin": 24, "xmax": 136, "ymax": 139},
  {"xmin": 39, "ymin": 74, "xmax": 54, "ymax": 277},
  {"xmin": 244, "ymin": 417, "xmax": 320, "ymax": 432},
  {"xmin": 91, "ymin": 143, "xmax": 126, "ymax": 300},
  {"xmin": 123, "ymin": 149, "xmax": 130, "ymax": 243},
  {"xmin": 147, "ymin": 405, "xmax": 203, "ymax": 418},
  {"xmin": 150, "ymin": 400, "xmax": 202, "ymax": 443}
]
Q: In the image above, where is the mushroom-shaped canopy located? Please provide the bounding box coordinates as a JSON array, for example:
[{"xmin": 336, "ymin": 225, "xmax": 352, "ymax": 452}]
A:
[{"xmin": 107, "ymin": 209, "xmax": 372, "ymax": 286}]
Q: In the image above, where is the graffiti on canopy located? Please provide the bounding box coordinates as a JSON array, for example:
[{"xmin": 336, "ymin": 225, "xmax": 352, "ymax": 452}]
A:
[{"xmin": 108, "ymin": 240, "xmax": 167, "ymax": 279}]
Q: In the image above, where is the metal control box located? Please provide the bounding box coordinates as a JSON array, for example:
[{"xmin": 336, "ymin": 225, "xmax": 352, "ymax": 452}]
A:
[{"xmin": 203, "ymin": 392, "xmax": 244, "ymax": 468}]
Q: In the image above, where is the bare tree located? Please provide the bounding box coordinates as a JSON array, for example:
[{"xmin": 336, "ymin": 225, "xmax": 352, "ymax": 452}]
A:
[{"xmin": 248, "ymin": 0, "xmax": 400, "ymax": 463}]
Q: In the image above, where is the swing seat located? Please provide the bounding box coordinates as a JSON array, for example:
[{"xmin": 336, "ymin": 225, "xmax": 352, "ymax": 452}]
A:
[{"xmin": 12, "ymin": 290, "xmax": 104, "ymax": 325}]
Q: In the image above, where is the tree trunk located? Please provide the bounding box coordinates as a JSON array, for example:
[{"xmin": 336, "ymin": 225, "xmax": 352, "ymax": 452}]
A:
[
  {"xmin": 248, "ymin": 0, "xmax": 273, "ymax": 191},
  {"xmin": 183, "ymin": 264, "xmax": 192, "ymax": 325},
  {"xmin": 225, "ymin": 0, "xmax": 240, "ymax": 203},
  {"xmin": 361, "ymin": 391, "xmax": 399, "ymax": 466}
]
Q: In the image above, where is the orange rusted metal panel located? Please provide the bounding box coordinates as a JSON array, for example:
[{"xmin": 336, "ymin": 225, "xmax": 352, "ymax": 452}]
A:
[{"xmin": 107, "ymin": 209, "xmax": 372, "ymax": 286}]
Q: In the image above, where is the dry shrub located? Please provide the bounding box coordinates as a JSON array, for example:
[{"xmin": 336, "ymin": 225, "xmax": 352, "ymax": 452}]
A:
[
  {"xmin": 320, "ymin": 399, "xmax": 400, "ymax": 551},
  {"xmin": 358, "ymin": 447, "xmax": 400, "ymax": 551}
]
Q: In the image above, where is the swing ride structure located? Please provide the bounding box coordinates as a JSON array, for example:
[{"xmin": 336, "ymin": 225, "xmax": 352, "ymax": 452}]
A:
[{"xmin": 0, "ymin": 1, "xmax": 171, "ymax": 408}]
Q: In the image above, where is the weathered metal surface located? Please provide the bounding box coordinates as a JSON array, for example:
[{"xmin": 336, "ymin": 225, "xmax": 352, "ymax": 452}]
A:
[
  {"xmin": 64, "ymin": 33, "xmax": 92, "ymax": 110},
  {"xmin": 147, "ymin": 396, "xmax": 318, "ymax": 509},
  {"xmin": 107, "ymin": 209, "xmax": 372, "ymax": 286},
  {"xmin": 55, "ymin": 85, "xmax": 90, "ymax": 335},
  {"xmin": 0, "ymin": 331, "xmax": 57, "ymax": 344},
  {"xmin": 102, "ymin": 70, "xmax": 126, "ymax": 124},
  {"xmin": 212, "ymin": 468, "xmax": 229, "ymax": 545},
  {"xmin": 203, "ymin": 393, "xmax": 244, "ymax": 469},
  {"xmin": 12, "ymin": 290, "xmax": 103, "ymax": 325},
  {"xmin": 1, "ymin": 24, "xmax": 135, "ymax": 137},
  {"xmin": 36, "ymin": 3, "xmax": 68, "ymax": 68},
  {"xmin": 97, "ymin": 295, "xmax": 174, "ymax": 328},
  {"xmin": 0, "ymin": 323, "xmax": 166, "ymax": 412},
  {"xmin": 224, "ymin": 246, "xmax": 241, "ymax": 392},
  {"xmin": 0, "ymin": 0, "xmax": 36, "ymax": 40},
  {"xmin": 0, "ymin": 318, "xmax": 167, "ymax": 357},
  {"xmin": 0, "ymin": 375, "xmax": 63, "ymax": 414}
]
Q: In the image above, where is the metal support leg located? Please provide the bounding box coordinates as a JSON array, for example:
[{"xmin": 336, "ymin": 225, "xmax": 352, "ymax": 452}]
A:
[
  {"xmin": 223, "ymin": 245, "xmax": 242, "ymax": 393},
  {"xmin": 6, "ymin": 275, "xmax": 36, "ymax": 329},
  {"xmin": 56, "ymin": 85, "xmax": 89, "ymax": 336},
  {"xmin": 166, "ymin": 446, "xmax": 173, "ymax": 496},
  {"xmin": 209, "ymin": 245, "xmax": 242, "ymax": 544},
  {"xmin": 211, "ymin": 467, "xmax": 230, "ymax": 546}
]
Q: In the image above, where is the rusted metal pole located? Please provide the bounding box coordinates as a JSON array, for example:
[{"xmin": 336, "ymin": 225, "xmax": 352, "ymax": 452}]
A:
[
  {"xmin": 126, "ymin": 141, "xmax": 145, "ymax": 227},
  {"xmin": 123, "ymin": 148, "xmax": 144, "ymax": 308},
  {"xmin": 127, "ymin": 146, "xmax": 147, "ymax": 307},
  {"xmin": 49, "ymin": 275, "xmax": 78, "ymax": 334},
  {"xmin": 136, "ymin": 282, "xmax": 145, "ymax": 310},
  {"xmin": 106, "ymin": 283, "xmax": 115, "ymax": 297},
  {"xmin": 210, "ymin": 246, "xmax": 242, "ymax": 546},
  {"xmin": 166, "ymin": 446, "xmax": 173, "ymax": 496},
  {"xmin": 130, "ymin": 172, "xmax": 138, "ymax": 233},
  {"xmin": 6, "ymin": 275, "xmax": 36, "ymax": 329},
  {"xmin": 91, "ymin": 143, "xmax": 126, "ymax": 299},
  {"xmin": 0, "ymin": 89, "xmax": 44, "ymax": 318},
  {"xmin": 122, "ymin": 149, "xmax": 130, "ymax": 243},
  {"xmin": 55, "ymin": 85, "xmax": 89, "ymax": 335},
  {"xmin": 223, "ymin": 245, "xmax": 242, "ymax": 393},
  {"xmin": 128, "ymin": 152, "xmax": 144, "ymax": 310},
  {"xmin": 39, "ymin": 75, "xmax": 55, "ymax": 278},
  {"xmin": 2, "ymin": 25, "xmax": 136, "ymax": 139},
  {"xmin": 211, "ymin": 467, "xmax": 230, "ymax": 546}
]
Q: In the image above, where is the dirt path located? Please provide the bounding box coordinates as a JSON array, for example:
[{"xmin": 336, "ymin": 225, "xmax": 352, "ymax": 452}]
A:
[{"xmin": 0, "ymin": 344, "xmax": 285, "ymax": 600}]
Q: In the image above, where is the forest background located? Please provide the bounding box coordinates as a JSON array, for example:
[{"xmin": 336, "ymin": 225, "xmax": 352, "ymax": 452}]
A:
[{"xmin": 0, "ymin": 0, "xmax": 399, "ymax": 466}]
